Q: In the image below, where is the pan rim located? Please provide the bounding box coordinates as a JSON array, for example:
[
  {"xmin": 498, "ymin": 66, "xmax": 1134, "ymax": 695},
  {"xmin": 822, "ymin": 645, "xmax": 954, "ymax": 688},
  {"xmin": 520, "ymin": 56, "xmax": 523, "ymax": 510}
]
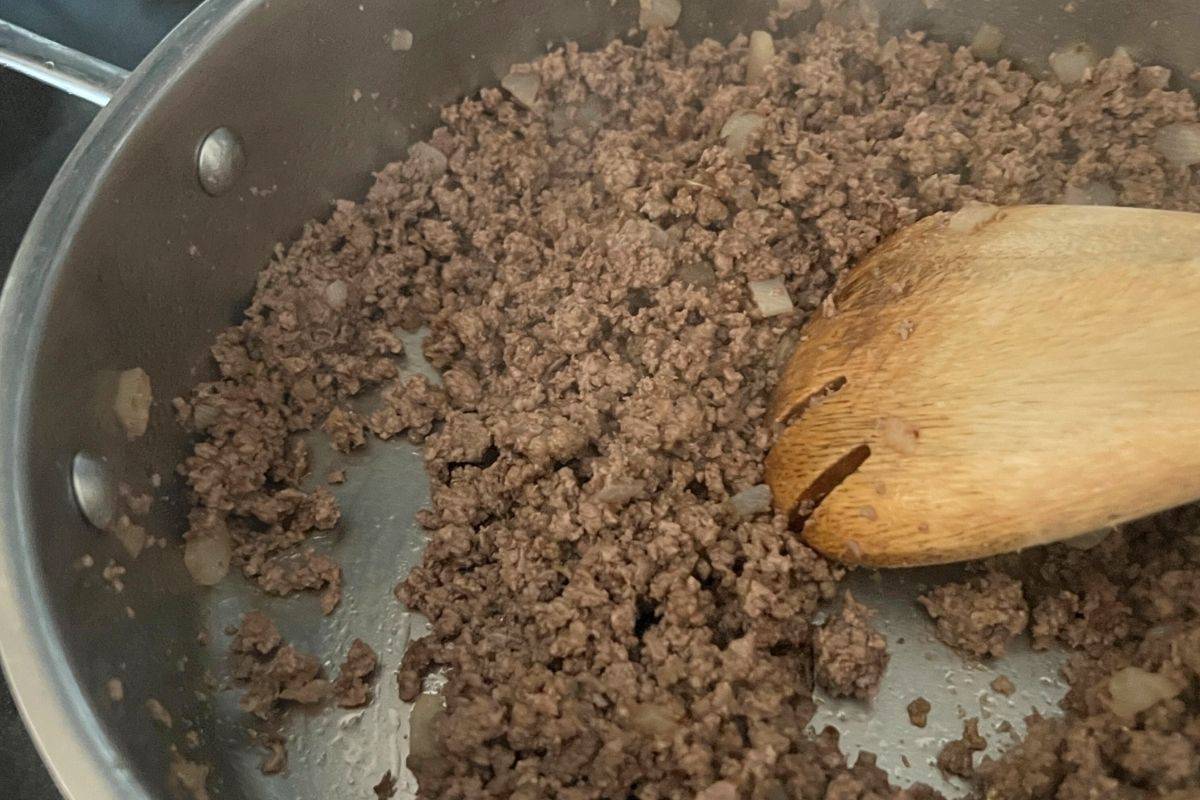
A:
[{"xmin": 0, "ymin": 1, "xmax": 259, "ymax": 798}]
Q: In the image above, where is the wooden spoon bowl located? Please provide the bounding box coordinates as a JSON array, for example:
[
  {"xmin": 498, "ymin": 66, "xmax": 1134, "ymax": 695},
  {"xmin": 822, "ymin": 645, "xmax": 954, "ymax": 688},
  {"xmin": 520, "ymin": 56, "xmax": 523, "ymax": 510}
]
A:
[{"xmin": 766, "ymin": 204, "xmax": 1200, "ymax": 567}]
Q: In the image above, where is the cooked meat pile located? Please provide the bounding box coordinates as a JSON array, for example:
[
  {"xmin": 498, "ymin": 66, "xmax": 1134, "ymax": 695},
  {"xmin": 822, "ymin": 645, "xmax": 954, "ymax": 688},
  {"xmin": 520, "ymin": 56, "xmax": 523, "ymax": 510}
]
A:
[
  {"xmin": 175, "ymin": 13, "xmax": 1200, "ymax": 800},
  {"xmin": 977, "ymin": 511, "xmax": 1200, "ymax": 799},
  {"xmin": 919, "ymin": 571, "xmax": 1028, "ymax": 659},
  {"xmin": 814, "ymin": 591, "xmax": 889, "ymax": 699}
]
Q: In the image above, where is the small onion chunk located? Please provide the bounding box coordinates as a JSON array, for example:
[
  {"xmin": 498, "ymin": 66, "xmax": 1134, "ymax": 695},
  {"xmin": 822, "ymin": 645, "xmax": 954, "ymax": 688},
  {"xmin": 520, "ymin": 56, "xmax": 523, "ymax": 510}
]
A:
[
  {"xmin": 324, "ymin": 279, "xmax": 349, "ymax": 309},
  {"xmin": 167, "ymin": 753, "xmax": 211, "ymax": 800},
  {"xmin": 1153, "ymin": 122, "xmax": 1200, "ymax": 167},
  {"xmin": 1107, "ymin": 667, "xmax": 1180, "ymax": 720},
  {"xmin": 721, "ymin": 112, "xmax": 766, "ymax": 155},
  {"xmin": 639, "ymin": 0, "xmax": 682, "ymax": 30},
  {"xmin": 184, "ymin": 527, "xmax": 232, "ymax": 587},
  {"xmin": 628, "ymin": 703, "xmax": 680, "ymax": 739},
  {"xmin": 389, "ymin": 28, "xmax": 413, "ymax": 51},
  {"xmin": 677, "ymin": 262, "xmax": 717, "ymax": 287},
  {"xmin": 191, "ymin": 401, "xmax": 220, "ymax": 432},
  {"xmin": 696, "ymin": 782, "xmax": 738, "ymax": 800},
  {"xmin": 620, "ymin": 218, "xmax": 670, "ymax": 249},
  {"xmin": 1063, "ymin": 528, "xmax": 1112, "ymax": 550},
  {"xmin": 728, "ymin": 484, "xmax": 773, "ymax": 519},
  {"xmin": 408, "ymin": 141, "xmax": 448, "ymax": 179},
  {"xmin": 775, "ymin": 0, "xmax": 811, "ymax": 17},
  {"xmin": 749, "ymin": 277, "xmax": 794, "ymax": 317},
  {"xmin": 747, "ymin": 31, "xmax": 775, "ymax": 84},
  {"xmin": 111, "ymin": 514, "xmax": 147, "ymax": 559},
  {"xmin": 876, "ymin": 37, "xmax": 899, "ymax": 64},
  {"xmin": 408, "ymin": 692, "xmax": 448, "ymax": 775},
  {"xmin": 500, "ymin": 70, "xmax": 540, "ymax": 109},
  {"xmin": 1049, "ymin": 43, "xmax": 1097, "ymax": 85},
  {"xmin": 970, "ymin": 23, "xmax": 1004, "ymax": 60},
  {"xmin": 114, "ymin": 367, "xmax": 152, "ymax": 440},
  {"xmin": 595, "ymin": 480, "xmax": 644, "ymax": 506},
  {"xmin": 946, "ymin": 201, "xmax": 999, "ymax": 233},
  {"xmin": 1061, "ymin": 181, "xmax": 1118, "ymax": 206}
]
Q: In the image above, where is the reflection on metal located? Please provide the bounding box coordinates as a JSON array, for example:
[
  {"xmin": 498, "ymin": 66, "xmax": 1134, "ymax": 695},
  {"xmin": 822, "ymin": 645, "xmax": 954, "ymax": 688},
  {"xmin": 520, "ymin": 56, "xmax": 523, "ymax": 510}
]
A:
[
  {"xmin": 0, "ymin": 20, "xmax": 128, "ymax": 106},
  {"xmin": 196, "ymin": 127, "xmax": 246, "ymax": 196},
  {"xmin": 70, "ymin": 451, "xmax": 116, "ymax": 531}
]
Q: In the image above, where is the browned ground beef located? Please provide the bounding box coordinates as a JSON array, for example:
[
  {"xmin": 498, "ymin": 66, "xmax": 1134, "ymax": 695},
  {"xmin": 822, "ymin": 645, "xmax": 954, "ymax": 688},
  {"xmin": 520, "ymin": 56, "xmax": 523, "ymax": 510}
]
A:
[
  {"xmin": 919, "ymin": 571, "xmax": 1029, "ymax": 659},
  {"xmin": 814, "ymin": 591, "xmax": 889, "ymax": 699},
  {"xmin": 937, "ymin": 718, "xmax": 986, "ymax": 780},
  {"xmin": 177, "ymin": 15, "xmax": 1200, "ymax": 800}
]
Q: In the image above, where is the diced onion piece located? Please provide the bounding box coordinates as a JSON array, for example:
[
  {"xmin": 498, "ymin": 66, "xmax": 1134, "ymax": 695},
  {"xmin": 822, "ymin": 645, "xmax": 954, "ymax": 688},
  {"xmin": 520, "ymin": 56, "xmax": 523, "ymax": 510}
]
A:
[
  {"xmin": 970, "ymin": 23, "xmax": 1003, "ymax": 60},
  {"xmin": 775, "ymin": 0, "xmax": 811, "ymax": 18},
  {"xmin": 1060, "ymin": 181, "xmax": 1117, "ymax": 206},
  {"xmin": 1063, "ymin": 528, "xmax": 1111, "ymax": 550},
  {"xmin": 1108, "ymin": 45, "xmax": 1136, "ymax": 69},
  {"xmin": 1049, "ymin": 43, "xmax": 1097, "ymax": 85},
  {"xmin": 620, "ymin": 218, "xmax": 670, "ymax": 249},
  {"xmin": 639, "ymin": 0, "xmax": 682, "ymax": 30},
  {"xmin": 677, "ymin": 262, "xmax": 717, "ymax": 287},
  {"xmin": 876, "ymin": 37, "xmax": 899, "ymax": 64},
  {"xmin": 324, "ymin": 279, "xmax": 349, "ymax": 309},
  {"xmin": 855, "ymin": 0, "xmax": 881, "ymax": 27},
  {"xmin": 628, "ymin": 703, "xmax": 680, "ymax": 739},
  {"xmin": 500, "ymin": 71, "xmax": 540, "ymax": 108},
  {"xmin": 696, "ymin": 782, "xmax": 738, "ymax": 800},
  {"xmin": 408, "ymin": 692, "xmax": 447, "ymax": 774},
  {"xmin": 1107, "ymin": 667, "xmax": 1181, "ymax": 720},
  {"xmin": 721, "ymin": 112, "xmax": 765, "ymax": 155},
  {"xmin": 389, "ymin": 28, "xmax": 413, "ymax": 51},
  {"xmin": 409, "ymin": 141, "xmax": 448, "ymax": 179},
  {"xmin": 184, "ymin": 526, "xmax": 231, "ymax": 587},
  {"xmin": 1142, "ymin": 67, "xmax": 1172, "ymax": 92},
  {"xmin": 946, "ymin": 201, "xmax": 999, "ymax": 233},
  {"xmin": 595, "ymin": 481, "xmax": 644, "ymax": 506},
  {"xmin": 747, "ymin": 31, "xmax": 776, "ymax": 84},
  {"xmin": 191, "ymin": 401, "xmax": 220, "ymax": 432},
  {"xmin": 749, "ymin": 277, "xmax": 794, "ymax": 317},
  {"xmin": 728, "ymin": 484, "xmax": 773, "ymax": 519},
  {"xmin": 114, "ymin": 367, "xmax": 152, "ymax": 440},
  {"xmin": 111, "ymin": 514, "xmax": 147, "ymax": 559},
  {"xmin": 167, "ymin": 753, "xmax": 211, "ymax": 800},
  {"xmin": 1153, "ymin": 122, "xmax": 1200, "ymax": 167}
]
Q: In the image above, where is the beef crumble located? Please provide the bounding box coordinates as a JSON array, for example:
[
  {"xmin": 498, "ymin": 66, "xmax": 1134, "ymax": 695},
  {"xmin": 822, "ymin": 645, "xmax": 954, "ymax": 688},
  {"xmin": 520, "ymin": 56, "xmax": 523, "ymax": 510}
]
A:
[
  {"xmin": 919, "ymin": 572, "xmax": 1028, "ymax": 659},
  {"xmin": 989, "ymin": 675, "xmax": 1015, "ymax": 697},
  {"xmin": 332, "ymin": 638, "xmax": 379, "ymax": 708},
  {"xmin": 937, "ymin": 718, "xmax": 986, "ymax": 780},
  {"xmin": 177, "ymin": 11, "xmax": 1200, "ymax": 800},
  {"xmin": 230, "ymin": 611, "xmax": 330, "ymax": 719},
  {"xmin": 907, "ymin": 697, "xmax": 931, "ymax": 728},
  {"xmin": 814, "ymin": 591, "xmax": 889, "ymax": 699},
  {"xmin": 976, "ymin": 509, "xmax": 1200, "ymax": 799}
]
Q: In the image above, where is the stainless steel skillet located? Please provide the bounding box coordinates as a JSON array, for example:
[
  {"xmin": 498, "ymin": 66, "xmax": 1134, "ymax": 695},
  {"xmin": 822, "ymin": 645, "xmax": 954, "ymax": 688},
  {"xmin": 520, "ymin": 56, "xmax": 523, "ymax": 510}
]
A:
[{"xmin": 1, "ymin": 1, "xmax": 1197, "ymax": 798}]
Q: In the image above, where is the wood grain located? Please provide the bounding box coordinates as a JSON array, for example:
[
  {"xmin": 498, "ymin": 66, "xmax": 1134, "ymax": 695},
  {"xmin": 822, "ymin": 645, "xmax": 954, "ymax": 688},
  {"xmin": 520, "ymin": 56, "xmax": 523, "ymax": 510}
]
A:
[{"xmin": 765, "ymin": 204, "xmax": 1200, "ymax": 567}]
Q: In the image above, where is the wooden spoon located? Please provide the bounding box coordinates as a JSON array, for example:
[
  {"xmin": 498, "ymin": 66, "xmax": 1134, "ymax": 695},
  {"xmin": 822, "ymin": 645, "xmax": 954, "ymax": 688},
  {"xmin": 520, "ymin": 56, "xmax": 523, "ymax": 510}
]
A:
[{"xmin": 765, "ymin": 204, "xmax": 1200, "ymax": 568}]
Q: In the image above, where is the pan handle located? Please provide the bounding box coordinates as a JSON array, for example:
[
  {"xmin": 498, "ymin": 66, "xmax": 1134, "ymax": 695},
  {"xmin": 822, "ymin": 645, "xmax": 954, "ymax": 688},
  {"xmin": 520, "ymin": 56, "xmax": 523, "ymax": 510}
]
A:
[{"xmin": 0, "ymin": 19, "xmax": 129, "ymax": 106}]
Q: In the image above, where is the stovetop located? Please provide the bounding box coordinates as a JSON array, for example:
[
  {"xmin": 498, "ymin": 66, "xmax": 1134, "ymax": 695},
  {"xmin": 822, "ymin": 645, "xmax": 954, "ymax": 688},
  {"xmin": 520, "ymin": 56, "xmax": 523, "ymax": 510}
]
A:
[{"xmin": 0, "ymin": 3, "xmax": 202, "ymax": 798}]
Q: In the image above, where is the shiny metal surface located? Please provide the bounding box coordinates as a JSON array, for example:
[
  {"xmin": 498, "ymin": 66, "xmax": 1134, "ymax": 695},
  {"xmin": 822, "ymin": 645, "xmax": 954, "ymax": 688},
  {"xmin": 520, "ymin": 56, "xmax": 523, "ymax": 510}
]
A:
[
  {"xmin": 0, "ymin": 20, "xmax": 129, "ymax": 106},
  {"xmin": 0, "ymin": 1, "xmax": 1196, "ymax": 799},
  {"xmin": 70, "ymin": 452, "xmax": 117, "ymax": 531},
  {"xmin": 196, "ymin": 126, "xmax": 246, "ymax": 196}
]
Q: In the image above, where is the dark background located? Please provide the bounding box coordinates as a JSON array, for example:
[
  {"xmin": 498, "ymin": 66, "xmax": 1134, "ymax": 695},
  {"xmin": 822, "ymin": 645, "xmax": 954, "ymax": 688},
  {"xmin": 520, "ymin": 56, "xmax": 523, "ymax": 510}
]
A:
[{"xmin": 1, "ymin": 2, "xmax": 202, "ymax": 795}]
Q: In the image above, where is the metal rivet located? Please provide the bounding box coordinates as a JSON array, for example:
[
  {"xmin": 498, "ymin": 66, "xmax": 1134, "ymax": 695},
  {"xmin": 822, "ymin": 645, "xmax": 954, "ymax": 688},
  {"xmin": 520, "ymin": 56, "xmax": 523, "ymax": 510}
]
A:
[
  {"xmin": 197, "ymin": 126, "xmax": 245, "ymax": 196},
  {"xmin": 71, "ymin": 451, "xmax": 116, "ymax": 530}
]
